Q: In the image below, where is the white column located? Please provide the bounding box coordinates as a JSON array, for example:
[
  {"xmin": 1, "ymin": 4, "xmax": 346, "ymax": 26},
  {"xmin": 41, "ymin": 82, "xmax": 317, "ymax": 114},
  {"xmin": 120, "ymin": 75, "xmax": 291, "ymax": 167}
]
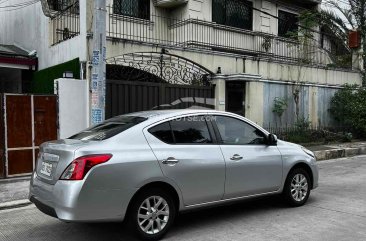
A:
[{"xmin": 211, "ymin": 76, "xmax": 226, "ymax": 111}]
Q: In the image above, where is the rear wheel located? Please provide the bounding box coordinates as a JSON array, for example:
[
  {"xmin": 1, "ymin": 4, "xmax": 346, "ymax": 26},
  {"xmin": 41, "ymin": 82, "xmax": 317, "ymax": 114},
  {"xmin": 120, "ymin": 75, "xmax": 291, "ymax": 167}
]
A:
[
  {"xmin": 283, "ymin": 168, "xmax": 311, "ymax": 207},
  {"xmin": 127, "ymin": 188, "xmax": 176, "ymax": 240}
]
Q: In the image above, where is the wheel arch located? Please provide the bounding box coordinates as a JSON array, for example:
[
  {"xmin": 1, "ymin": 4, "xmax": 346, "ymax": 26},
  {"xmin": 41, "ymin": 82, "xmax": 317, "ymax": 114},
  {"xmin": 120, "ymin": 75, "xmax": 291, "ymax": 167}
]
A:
[
  {"xmin": 286, "ymin": 162, "xmax": 314, "ymax": 189},
  {"xmin": 126, "ymin": 181, "xmax": 181, "ymax": 215}
]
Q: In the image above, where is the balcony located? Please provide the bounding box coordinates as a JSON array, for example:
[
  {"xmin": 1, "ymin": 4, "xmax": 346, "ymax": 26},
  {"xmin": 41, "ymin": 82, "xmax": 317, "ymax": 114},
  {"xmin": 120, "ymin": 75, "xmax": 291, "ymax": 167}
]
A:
[
  {"xmin": 106, "ymin": 6, "xmax": 351, "ymax": 69},
  {"xmin": 50, "ymin": 1, "xmax": 80, "ymax": 45}
]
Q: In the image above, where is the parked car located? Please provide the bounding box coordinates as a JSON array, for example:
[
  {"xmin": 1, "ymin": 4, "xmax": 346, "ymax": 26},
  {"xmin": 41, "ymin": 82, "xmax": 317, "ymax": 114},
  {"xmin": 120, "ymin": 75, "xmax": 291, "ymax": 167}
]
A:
[{"xmin": 29, "ymin": 109, "xmax": 318, "ymax": 240}]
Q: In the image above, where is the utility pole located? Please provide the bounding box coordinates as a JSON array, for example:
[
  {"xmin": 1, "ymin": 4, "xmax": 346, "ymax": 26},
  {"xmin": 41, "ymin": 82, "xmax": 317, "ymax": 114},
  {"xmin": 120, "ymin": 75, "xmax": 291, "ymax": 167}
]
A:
[{"xmin": 90, "ymin": 0, "xmax": 107, "ymax": 125}]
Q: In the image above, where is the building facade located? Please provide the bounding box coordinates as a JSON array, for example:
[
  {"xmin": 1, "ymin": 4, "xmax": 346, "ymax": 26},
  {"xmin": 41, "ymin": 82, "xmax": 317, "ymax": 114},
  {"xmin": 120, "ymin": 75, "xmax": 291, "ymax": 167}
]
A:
[{"xmin": 0, "ymin": 0, "xmax": 362, "ymax": 128}]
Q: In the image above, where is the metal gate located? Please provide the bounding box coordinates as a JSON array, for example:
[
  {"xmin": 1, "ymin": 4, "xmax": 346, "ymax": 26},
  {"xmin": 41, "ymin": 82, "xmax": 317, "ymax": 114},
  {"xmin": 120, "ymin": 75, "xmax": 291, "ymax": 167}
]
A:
[
  {"xmin": 0, "ymin": 94, "xmax": 57, "ymax": 178},
  {"xmin": 105, "ymin": 52, "xmax": 215, "ymax": 118},
  {"xmin": 106, "ymin": 80, "xmax": 214, "ymax": 118}
]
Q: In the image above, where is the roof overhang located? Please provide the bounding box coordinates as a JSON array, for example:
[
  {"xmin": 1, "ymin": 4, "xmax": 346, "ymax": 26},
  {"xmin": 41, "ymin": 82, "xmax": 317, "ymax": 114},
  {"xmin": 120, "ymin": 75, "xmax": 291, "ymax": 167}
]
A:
[{"xmin": 0, "ymin": 56, "xmax": 38, "ymax": 69}]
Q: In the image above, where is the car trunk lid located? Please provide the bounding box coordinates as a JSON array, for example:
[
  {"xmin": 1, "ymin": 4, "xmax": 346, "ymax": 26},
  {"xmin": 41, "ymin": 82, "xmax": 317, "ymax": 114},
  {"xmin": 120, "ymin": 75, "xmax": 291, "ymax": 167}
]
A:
[{"xmin": 36, "ymin": 139, "xmax": 91, "ymax": 185}]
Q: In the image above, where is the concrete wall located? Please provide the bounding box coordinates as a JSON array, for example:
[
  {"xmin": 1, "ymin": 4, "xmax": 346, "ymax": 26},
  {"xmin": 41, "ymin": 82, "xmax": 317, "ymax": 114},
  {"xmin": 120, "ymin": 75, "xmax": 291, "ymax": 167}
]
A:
[
  {"xmin": 246, "ymin": 81, "xmax": 341, "ymax": 128},
  {"xmin": 0, "ymin": 0, "xmax": 88, "ymax": 70},
  {"xmin": 106, "ymin": 42, "xmax": 362, "ymax": 86},
  {"xmin": 55, "ymin": 78, "xmax": 89, "ymax": 138},
  {"xmin": 106, "ymin": 41, "xmax": 361, "ymax": 127}
]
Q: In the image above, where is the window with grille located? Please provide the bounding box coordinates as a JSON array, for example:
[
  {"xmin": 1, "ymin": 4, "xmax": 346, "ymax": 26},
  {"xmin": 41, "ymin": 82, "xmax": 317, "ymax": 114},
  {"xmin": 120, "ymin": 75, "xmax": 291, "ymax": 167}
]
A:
[
  {"xmin": 113, "ymin": 0, "xmax": 150, "ymax": 20},
  {"xmin": 212, "ymin": 0, "xmax": 253, "ymax": 30},
  {"xmin": 278, "ymin": 10, "xmax": 298, "ymax": 38},
  {"xmin": 48, "ymin": 0, "xmax": 74, "ymax": 11}
]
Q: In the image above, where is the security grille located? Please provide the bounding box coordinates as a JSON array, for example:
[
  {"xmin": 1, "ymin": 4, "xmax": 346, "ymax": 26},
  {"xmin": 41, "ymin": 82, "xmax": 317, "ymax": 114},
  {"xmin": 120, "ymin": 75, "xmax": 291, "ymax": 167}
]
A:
[
  {"xmin": 278, "ymin": 10, "xmax": 298, "ymax": 38},
  {"xmin": 113, "ymin": 0, "xmax": 150, "ymax": 20},
  {"xmin": 47, "ymin": 0, "xmax": 75, "ymax": 11},
  {"xmin": 212, "ymin": 0, "xmax": 253, "ymax": 30}
]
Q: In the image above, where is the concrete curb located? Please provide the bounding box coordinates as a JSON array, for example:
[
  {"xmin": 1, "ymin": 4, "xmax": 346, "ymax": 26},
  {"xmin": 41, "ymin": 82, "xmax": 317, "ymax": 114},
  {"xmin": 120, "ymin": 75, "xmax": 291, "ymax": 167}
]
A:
[
  {"xmin": 0, "ymin": 199, "xmax": 32, "ymax": 211},
  {"xmin": 314, "ymin": 146, "xmax": 366, "ymax": 161}
]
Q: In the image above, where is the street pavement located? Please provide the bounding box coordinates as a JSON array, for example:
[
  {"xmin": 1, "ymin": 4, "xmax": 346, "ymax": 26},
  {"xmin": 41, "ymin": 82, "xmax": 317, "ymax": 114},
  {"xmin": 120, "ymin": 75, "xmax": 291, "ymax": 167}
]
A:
[
  {"xmin": 0, "ymin": 178, "xmax": 29, "ymax": 204},
  {"xmin": 0, "ymin": 156, "xmax": 366, "ymax": 241}
]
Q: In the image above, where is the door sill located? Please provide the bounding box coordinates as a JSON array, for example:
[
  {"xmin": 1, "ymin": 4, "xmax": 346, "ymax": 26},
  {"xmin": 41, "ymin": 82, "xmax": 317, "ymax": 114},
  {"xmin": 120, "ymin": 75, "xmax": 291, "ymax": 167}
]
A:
[{"xmin": 183, "ymin": 190, "xmax": 280, "ymax": 210}]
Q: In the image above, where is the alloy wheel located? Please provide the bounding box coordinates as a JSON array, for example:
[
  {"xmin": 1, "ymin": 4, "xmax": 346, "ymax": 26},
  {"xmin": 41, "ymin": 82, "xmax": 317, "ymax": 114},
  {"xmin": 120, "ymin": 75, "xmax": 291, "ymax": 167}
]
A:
[
  {"xmin": 290, "ymin": 173, "xmax": 309, "ymax": 202},
  {"xmin": 137, "ymin": 196, "xmax": 170, "ymax": 235}
]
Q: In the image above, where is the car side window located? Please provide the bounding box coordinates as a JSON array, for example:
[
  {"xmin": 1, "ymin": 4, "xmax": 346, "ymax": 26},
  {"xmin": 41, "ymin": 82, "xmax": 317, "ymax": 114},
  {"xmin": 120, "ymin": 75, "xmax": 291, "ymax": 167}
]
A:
[
  {"xmin": 170, "ymin": 116, "xmax": 213, "ymax": 144},
  {"xmin": 215, "ymin": 116, "xmax": 266, "ymax": 145},
  {"xmin": 149, "ymin": 122, "xmax": 175, "ymax": 144}
]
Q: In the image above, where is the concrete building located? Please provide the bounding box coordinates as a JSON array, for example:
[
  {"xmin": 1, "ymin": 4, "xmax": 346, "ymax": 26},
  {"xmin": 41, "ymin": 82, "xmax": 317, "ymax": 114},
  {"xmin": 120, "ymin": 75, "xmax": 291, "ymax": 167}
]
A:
[{"xmin": 0, "ymin": 0, "xmax": 361, "ymax": 128}]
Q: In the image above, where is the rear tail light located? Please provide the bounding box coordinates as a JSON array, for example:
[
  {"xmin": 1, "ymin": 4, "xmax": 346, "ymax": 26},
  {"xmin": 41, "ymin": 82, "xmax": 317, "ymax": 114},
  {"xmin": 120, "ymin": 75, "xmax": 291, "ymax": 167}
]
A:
[{"xmin": 60, "ymin": 154, "xmax": 112, "ymax": 180}]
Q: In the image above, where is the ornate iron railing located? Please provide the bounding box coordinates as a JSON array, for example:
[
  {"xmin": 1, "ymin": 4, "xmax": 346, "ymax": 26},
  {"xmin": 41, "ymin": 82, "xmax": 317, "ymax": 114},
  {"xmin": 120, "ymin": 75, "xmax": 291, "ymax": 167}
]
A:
[
  {"xmin": 51, "ymin": 1, "xmax": 80, "ymax": 45},
  {"xmin": 107, "ymin": 6, "xmax": 351, "ymax": 69}
]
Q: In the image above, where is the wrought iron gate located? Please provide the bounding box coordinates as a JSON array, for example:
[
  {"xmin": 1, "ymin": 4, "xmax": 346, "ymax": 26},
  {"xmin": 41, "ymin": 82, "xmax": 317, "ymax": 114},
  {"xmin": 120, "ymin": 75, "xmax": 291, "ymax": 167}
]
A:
[{"xmin": 105, "ymin": 52, "xmax": 215, "ymax": 118}]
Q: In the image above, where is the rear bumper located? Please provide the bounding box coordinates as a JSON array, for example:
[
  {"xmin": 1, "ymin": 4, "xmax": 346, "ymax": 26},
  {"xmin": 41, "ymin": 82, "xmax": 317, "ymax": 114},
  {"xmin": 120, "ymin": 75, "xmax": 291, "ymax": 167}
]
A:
[
  {"xmin": 29, "ymin": 172, "xmax": 136, "ymax": 222},
  {"xmin": 30, "ymin": 196, "xmax": 58, "ymax": 218}
]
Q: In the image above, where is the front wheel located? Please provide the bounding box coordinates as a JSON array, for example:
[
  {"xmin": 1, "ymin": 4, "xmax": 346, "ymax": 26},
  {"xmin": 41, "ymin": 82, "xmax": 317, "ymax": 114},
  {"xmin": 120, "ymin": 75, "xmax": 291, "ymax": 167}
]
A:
[
  {"xmin": 283, "ymin": 168, "xmax": 311, "ymax": 207},
  {"xmin": 127, "ymin": 188, "xmax": 176, "ymax": 240}
]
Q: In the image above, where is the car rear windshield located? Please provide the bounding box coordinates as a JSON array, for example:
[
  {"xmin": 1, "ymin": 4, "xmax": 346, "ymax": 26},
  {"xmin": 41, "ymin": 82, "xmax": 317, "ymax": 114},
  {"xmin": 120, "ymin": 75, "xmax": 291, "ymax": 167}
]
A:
[{"xmin": 69, "ymin": 116, "xmax": 147, "ymax": 141}]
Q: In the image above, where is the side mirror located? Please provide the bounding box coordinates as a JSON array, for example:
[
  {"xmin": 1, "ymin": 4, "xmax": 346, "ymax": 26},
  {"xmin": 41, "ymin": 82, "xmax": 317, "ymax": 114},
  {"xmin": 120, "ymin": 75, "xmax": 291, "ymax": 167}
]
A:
[{"xmin": 267, "ymin": 134, "xmax": 278, "ymax": 146}]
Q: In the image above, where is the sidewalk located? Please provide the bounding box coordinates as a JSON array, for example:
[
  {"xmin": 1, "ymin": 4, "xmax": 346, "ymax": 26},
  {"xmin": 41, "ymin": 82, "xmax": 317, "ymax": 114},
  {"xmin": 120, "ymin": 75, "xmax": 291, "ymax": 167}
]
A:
[
  {"xmin": 0, "ymin": 177, "xmax": 31, "ymax": 210},
  {"xmin": 305, "ymin": 141, "xmax": 366, "ymax": 161},
  {"xmin": 1, "ymin": 141, "xmax": 366, "ymax": 210}
]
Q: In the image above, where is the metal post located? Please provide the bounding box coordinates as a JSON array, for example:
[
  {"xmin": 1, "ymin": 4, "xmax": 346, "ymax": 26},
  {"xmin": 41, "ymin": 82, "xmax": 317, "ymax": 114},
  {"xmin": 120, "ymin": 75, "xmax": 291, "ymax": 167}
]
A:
[{"xmin": 90, "ymin": 0, "xmax": 107, "ymax": 125}]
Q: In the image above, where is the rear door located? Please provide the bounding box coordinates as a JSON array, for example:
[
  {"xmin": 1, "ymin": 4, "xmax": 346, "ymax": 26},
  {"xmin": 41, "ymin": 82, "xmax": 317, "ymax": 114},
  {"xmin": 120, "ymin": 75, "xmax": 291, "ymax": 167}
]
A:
[
  {"xmin": 212, "ymin": 115, "xmax": 283, "ymax": 199},
  {"xmin": 144, "ymin": 115, "xmax": 225, "ymax": 206}
]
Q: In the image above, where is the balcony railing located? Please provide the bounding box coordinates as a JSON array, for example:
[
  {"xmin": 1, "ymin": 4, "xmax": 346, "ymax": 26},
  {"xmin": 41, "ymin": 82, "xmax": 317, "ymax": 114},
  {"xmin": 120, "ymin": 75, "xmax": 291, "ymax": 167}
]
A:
[
  {"xmin": 107, "ymin": 6, "xmax": 351, "ymax": 69},
  {"xmin": 51, "ymin": 1, "xmax": 80, "ymax": 45}
]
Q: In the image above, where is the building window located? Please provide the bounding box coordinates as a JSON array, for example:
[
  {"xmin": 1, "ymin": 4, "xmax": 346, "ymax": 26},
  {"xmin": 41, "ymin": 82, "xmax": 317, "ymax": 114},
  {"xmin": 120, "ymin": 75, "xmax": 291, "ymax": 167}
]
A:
[
  {"xmin": 113, "ymin": 0, "xmax": 150, "ymax": 20},
  {"xmin": 48, "ymin": 0, "xmax": 73, "ymax": 11},
  {"xmin": 278, "ymin": 10, "xmax": 298, "ymax": 38},
  {"xmin": 212, "ymin": 0, "xmax": 253, "ymax": 30}
]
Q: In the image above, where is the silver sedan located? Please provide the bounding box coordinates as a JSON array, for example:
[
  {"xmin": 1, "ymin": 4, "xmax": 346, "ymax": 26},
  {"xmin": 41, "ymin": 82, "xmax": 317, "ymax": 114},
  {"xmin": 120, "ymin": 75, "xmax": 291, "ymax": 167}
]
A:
[{"xmin": 29, "ymin": 109, "xmax": 318, "ymax": 240}]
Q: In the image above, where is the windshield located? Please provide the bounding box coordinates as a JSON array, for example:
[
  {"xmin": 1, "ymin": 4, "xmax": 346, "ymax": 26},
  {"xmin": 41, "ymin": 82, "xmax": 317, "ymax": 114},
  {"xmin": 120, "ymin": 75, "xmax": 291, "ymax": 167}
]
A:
[{"xmin": 69, "ymin": 116, "xmax": 147, "ymax": 141}]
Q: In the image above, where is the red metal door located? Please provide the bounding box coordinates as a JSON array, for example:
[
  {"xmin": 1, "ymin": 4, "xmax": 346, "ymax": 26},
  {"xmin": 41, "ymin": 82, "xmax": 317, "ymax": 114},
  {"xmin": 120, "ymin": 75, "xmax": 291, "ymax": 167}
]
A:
[{"xmin": 2, "ymin": 94, "xmax": 58, "ymax": 178}]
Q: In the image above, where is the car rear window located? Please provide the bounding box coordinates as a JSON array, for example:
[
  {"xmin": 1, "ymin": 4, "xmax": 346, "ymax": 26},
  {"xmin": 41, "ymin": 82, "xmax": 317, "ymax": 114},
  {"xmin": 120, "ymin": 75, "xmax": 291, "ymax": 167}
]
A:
[{"xmin": 69, "ymin": 116, "xmax": 147, "ymax": 141}]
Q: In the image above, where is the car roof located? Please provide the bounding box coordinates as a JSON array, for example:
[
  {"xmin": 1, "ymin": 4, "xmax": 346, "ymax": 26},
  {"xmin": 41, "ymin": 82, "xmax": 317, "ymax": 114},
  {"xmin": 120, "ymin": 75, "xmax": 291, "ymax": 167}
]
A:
[
  {"xmin": 108, "ymin": 109, "xmax": 270, "ymax": 136},
  {"xmin": 122, "ymin": 109, "xmax": 224, "ymax": 119}
]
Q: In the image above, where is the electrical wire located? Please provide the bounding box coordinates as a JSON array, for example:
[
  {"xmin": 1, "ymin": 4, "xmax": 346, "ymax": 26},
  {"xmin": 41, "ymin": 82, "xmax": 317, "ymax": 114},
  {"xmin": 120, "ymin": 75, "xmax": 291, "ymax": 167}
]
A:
[{"xmin": 0, "ymin": 0, "xmax": 40, "ymax": 9}]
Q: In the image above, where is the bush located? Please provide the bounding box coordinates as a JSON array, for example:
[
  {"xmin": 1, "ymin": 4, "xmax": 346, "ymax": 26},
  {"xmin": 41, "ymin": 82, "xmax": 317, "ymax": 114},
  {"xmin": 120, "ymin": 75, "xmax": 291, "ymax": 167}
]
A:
[{"xmin": 330, "ymin": 84, "xmax": 366, "ymax": 137}]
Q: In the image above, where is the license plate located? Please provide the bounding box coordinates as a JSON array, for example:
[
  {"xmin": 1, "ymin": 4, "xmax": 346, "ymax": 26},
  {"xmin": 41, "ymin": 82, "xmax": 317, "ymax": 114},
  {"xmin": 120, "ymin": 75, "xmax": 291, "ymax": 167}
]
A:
[{"xmin": 40, "ymin": 162, "xmax": 53, "ymax": 177}]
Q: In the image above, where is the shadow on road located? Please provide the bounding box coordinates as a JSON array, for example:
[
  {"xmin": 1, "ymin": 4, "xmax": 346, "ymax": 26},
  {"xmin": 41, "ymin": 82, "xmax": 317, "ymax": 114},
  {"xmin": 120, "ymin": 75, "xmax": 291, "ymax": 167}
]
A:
[{"xmin": 71, "ymin": 195, "xmax": 314, "ymax": 241}]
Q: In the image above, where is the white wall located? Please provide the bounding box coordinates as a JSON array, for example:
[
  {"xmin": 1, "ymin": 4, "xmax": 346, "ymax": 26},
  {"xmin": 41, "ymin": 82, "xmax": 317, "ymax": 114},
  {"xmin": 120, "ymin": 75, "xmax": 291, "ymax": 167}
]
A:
[
  {"xmin": 54, "ymin": 78, "xmax": 89, "ymax": 139},
  {"xmin": 106, "ymin": 42, "xmax": 362, "ymax": 86},
  {"xmin": 0, "ymin": 0, "xmax": 88, "ymax": 70}
]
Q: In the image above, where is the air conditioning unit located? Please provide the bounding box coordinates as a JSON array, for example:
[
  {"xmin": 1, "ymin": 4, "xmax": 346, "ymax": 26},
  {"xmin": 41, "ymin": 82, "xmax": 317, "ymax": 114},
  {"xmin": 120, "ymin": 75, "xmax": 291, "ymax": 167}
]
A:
[{"xmin": 154, "ymin": 0, "xmax": 188, "ymax": 8}]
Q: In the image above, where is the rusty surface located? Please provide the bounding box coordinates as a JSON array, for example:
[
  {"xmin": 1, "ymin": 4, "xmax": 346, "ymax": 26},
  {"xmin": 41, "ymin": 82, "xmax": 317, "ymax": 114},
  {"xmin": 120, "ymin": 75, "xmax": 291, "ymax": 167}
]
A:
[
  {"xmin": 0, "ymin": 94, "xmax": 4, "ymax": 178},
  {"xmin": 34, "ymin": 96, "xmax": 58, "ymax": 146},
  {"xmin": 6, "ymin": 95, "xmax": 32, "ymax": 148},
  {"xmin": 7, "ymin": 149, "xmax": 33, "ymax": 175}
]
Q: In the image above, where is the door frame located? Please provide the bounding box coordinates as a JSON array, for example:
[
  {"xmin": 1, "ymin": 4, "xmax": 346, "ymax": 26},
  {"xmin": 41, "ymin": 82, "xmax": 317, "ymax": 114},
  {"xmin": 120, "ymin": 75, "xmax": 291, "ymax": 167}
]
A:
[
  {"xmin": 2, "ymin": 94, "xmax": 58, "ymax": 178},
  {"xmin": 225, "ymin": 81, "xmax": 246, "ymax": 116}
]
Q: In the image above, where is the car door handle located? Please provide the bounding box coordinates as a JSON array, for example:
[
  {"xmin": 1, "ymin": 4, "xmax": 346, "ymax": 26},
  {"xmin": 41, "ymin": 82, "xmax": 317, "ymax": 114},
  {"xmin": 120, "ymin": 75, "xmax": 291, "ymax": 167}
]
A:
[
  {"xmin": 162, "ymin": 157, "xmax": 179, "ymax": 165},
  {"xmin": 230, "ymin": 154, "xmax": 243, "ymax": 161}
]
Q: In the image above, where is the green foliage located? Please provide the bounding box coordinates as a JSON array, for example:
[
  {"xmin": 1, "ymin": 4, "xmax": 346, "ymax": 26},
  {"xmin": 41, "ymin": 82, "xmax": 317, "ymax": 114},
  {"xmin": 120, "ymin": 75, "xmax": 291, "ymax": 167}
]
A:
[
  {"xmin": 32, "ymin": 58, "xmax": 80, "ymax": 94},
  {"xmin": 272, "ymin": 97, "xmax": 288, "ymax": 118},
  {"xmin": 280, "ymin": 128, "xmax": 353, "ymax": 144},
  {"xmin": 330, "ymin": 84, "xmax": 366, "ymax": 136},
  {"xmin": 294, "ymin": 117, "xmax": 311, "ymax": 131}
]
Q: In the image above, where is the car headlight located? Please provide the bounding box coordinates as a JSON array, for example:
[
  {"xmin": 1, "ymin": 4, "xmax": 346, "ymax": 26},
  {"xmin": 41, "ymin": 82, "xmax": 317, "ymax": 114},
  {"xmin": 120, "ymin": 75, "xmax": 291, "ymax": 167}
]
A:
[{"xmin": 301, "ymin": 146, "xmax": 315, "ymax": 158}]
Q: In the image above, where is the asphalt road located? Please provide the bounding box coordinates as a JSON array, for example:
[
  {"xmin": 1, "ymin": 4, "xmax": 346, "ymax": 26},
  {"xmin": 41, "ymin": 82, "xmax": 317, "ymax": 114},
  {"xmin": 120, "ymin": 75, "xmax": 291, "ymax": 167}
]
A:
[{"xmin": 1, "ymin": 156, "xmax": 366, "ymax": 241}]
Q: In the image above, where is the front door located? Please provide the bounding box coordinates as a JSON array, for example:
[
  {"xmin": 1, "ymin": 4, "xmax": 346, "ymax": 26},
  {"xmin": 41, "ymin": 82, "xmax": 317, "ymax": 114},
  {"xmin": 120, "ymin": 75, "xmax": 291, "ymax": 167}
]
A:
[
  {"xmin": 144, "ymin": 115, "xmax": 225, "ymax": 206},
  {"xmin": 212, "ymin": 115, "xmax": 283, "ymax": 199},
  {"xmin": 226, "ymin": 82, "xmax": 246, "ymax": 116}
]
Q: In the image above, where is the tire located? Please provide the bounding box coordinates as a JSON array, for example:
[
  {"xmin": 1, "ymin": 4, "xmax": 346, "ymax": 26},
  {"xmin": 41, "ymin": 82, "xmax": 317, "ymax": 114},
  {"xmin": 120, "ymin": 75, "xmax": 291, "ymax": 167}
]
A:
[
  {"xmin": 283, "ymin": 168, "xmax": 311, "ymax": 207},
  {"xmin": 127, "ymin": 188, "xmax": 176, "ymax": 241}
]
